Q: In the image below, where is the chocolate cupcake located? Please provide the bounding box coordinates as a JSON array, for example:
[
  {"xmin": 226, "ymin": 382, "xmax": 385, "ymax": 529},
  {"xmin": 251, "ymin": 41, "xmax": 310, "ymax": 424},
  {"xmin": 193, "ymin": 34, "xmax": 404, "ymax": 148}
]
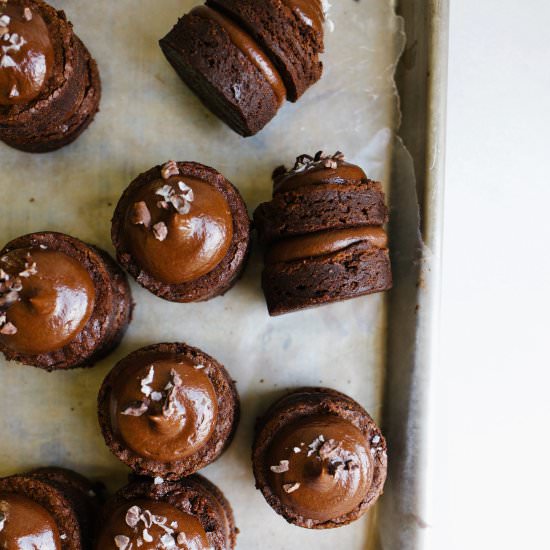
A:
[
  {"xmin": 0, "ymin": 467, "xmax": 101, "ymax": 549},
  {"xmin": 0, "ymin": 0, "xmax": 101, "ymax": 153},
  {"xmin": 111, "ymin": 161, "xmax": 251, "ymax": 303},
  {"xmin": 98, "ymin": 343, "xmax": 240, "ymax": 480},
  {"xmin": 0, "ymin": 231, "xmax": 133, "ymax": 371},
  {"xmin": 253, "ymin": 388, "xmax": 387, "ymax": 529},
  {"xmin": 254, "ymin": 151, "xmax": 393, "ymax": 315},
  {"xmin": 95, "ymin": 475, "xmax": 237, "ymax": 550},
  {"xmin": 159, "ymin": 0, "xmax": 326, "ymax": 136}
]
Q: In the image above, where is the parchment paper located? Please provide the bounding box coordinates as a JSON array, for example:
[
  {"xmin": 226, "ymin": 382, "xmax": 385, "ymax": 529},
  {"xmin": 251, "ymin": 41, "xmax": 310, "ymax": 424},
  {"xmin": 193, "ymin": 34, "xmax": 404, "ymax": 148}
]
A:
[{"xmin": 0, "ymin": 1, "xmax": 406, "ymax": 548}]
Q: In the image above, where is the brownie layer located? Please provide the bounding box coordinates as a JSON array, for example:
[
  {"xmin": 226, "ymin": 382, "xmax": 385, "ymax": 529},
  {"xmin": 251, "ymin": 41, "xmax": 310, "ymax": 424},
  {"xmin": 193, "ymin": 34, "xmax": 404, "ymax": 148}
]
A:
[
  {"xmin": 99, "ymin": 475, "xmax": 237, "ymax": 550},
  {"xmin": 98, "ymin": 342, "xmax": 240, "ymax": 479},
  {"xmin": 208, "ymin": 0, "xmax": 324, "ymax": 101},
  {"xmin": 253, "ymin": 387, "xmax": 388, "ymax": 529},
  {"xmin": 254, "ymin": 153, "xmax": 392, "ymax": 315},
  {"xmin": 112, "ymin": 162, "xmax": 251, "ymax": 303},
  {"xmin": 254, "ymin": 180, "xmax": 389, "ymax": 244},
  {"xmin": 160, "ymin": 11, "xmax": 282, "ymax": 137},
  {"xmin": 262, "ymin": 240, "xmax": 392, "ymax": 315},
  {"xmin": 0, "ymin": 232, "xmax": 133, "ymax": 371}
]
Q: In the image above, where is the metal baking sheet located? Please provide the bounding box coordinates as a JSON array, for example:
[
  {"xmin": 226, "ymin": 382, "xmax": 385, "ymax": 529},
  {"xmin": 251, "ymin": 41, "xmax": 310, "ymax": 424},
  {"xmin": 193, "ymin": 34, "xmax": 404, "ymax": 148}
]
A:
[{"xmin": 0, "ymin": 0, "xmax": 447, "ymax": 548}]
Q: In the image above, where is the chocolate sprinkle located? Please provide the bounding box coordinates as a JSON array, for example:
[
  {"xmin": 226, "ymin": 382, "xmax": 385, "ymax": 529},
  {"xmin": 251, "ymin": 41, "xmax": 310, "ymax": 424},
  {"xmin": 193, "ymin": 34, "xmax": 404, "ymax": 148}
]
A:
[
  {"xmin": 130, "ymin": 201, "xmax": 152, "ymax": 228},
  {"xmin": 125, "ymin": 505, "xmax": 141, "ymax": 528},
  {"xmin": 121, "ymin": 401, "xmax": 149, "ymax": 417},
  {"xmin": 270, "ymin": 460, "xmax": 290, "ymax": 473},
  {"xmin": 114, "ymin": 535, "xmax": 130, "ymax": 549},
  {"xmin": 153, "ymin": 222, "xmax": 168, "ymax": 242},
  {"xmin": 161, "ymin": 160, "xmax": 179, "ymax": 180},
  {"xmin": 283, "ymin": 482, "xmax": 301, "ymax": 494}
]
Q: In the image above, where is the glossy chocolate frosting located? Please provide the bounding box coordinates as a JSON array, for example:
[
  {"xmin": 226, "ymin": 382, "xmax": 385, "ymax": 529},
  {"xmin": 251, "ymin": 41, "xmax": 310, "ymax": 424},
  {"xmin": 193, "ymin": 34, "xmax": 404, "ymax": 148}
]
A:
[
  {"xmin": 0, "ymin": 3, "xmax": 54, "ymax": 106},
  {"xmin": 266, "ymin": 226, "xmax": 388, "ymax": 264},
  {"xmin": 273, "ymin": 152, "xmax": 367, "ymax": 194},
  {"xmin": 123, "ymin": 175, "xmax": 234, "ymax": 285},
  {"xmin": 0, "ymin": 248, "xmax": 96, "ymax": 355},
  {"xmin": 282, "ymin": 0, "xmax": 325, "ymax": 34},
  {"xmin": 266, "ymin": 414, "xmax": 373, "ymax": 522},
  {"xmin": 192, "ymin": 5, "xmax": 286, "ymax": 106},
  {"xmin": 0, "ymin": 494, "xmax": 61, "ymax": 550},
  {"xmin": 109, "ymin": 351, "xmax": 218, "ymax": 463},
  {"xmin": 96, "ymin": 500, "xmax": 210, "ymax": 550}
]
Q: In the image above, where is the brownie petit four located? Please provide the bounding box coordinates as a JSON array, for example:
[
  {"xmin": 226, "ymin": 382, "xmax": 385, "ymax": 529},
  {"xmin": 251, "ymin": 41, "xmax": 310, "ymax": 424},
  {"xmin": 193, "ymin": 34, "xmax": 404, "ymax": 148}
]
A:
[
  {"xmin": 254, "ymin": 151, "xmax": 393, "ymax": 315},
  {"xmin": 0, "ymin": 467, "xmax": 101, "ymax": 549},
  {"xmin": 111, "ymin": 161, "xmax": 250, "ymax": 303},
  {"xmin": 0, "ymin": 231, "xmax": 132, "ymax": 371},
  {"xmin": 252, "ymin": 388, "xmax": 388, "ymax": 529},
  {"xmin": 0, "ymin": 0, "xmax": 101, "ymax": 153},
  {"xmin": 98, "ymin": 343, "xmax": 240, "ymax": 479},
  {"xmin": 159, "ymin": 0, "xmax": 326, "ymax": 136},
  {"xmin": 95, "ymin": 475, "xmax": 237, "ymax": 550}
]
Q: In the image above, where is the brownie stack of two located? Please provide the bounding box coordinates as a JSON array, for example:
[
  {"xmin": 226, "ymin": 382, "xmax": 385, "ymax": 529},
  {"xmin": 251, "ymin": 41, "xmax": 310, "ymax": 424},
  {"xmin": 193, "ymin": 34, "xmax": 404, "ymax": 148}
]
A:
[{"xmin": 255, "ymin": 151, "xmax": 393, "ymax": 316}]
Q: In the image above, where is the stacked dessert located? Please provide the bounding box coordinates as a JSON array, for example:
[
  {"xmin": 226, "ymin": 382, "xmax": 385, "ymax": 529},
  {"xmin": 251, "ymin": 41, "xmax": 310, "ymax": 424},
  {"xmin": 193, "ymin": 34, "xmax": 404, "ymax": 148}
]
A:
[
  {"xmin": 254, "ymin": 151, "xmax": 393, "ymax": 315},
  {"xmin": 160, "ymin": 0, "xmax": 326, "ymax": 136},
  {"xmin": 0, "ymin": 0, "xmax": 101, "ymax": 152}
]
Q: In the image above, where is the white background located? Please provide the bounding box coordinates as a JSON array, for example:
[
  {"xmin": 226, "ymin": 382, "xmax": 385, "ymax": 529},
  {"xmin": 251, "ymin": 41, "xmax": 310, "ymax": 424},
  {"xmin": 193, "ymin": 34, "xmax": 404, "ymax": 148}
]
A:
[{"xmin": 430, "ymin": 0, "xmax": 550, "ymax": 548}]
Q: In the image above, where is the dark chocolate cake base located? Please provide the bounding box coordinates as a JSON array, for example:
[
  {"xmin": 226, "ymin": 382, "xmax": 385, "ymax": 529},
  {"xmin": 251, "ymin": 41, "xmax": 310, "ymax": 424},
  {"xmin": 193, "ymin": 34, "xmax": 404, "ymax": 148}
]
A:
[
  {"xmin": 262, "ymin": 241, "xmax": 393, "ymax": 316},
  {"xmin": 254, "ymin": 180, "xmax": 389, "ymax": 244}
]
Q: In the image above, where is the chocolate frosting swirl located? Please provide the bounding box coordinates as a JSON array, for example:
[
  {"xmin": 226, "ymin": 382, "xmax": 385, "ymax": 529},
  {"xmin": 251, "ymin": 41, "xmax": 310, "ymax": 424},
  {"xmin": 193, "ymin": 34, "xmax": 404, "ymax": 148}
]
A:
[
  {"xmin": 0, "ymin": 248, "xmax": 96, "ymax": 355},
  {"xmin": 266, "ymin": 226, "xmax": 388, "ymax": 264},
  {"xmin": 96, "ymin": 500, "xmax": 210, "ymax": 550},
  {"xmin": 122, "ymin": 175, "xmax": 234, "ymax": 285},
  {"xmin": 0, "ymin": 4, "xmax": 54, "ymax": 106},
  {"xmin": 0, "ymin": 494, "xmax": 61, "ymax": 550},
  {"xmin": 273, "ymin": 152, "xmax": 367, "ymax": 194},
  {"xmin": 109, "ymin": 351, "xmax": 218, "ymax": 463},
  {"xmin": 266, "ymin": 414, "xmax": 373, "ymax": 522}
]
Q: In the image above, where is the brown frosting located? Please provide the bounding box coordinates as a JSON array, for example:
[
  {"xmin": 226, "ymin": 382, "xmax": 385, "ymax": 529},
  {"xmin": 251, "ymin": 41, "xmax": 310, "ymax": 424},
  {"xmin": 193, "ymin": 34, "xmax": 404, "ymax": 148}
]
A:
[
  {"xmin": 266, "ymin": 414, "xmax": 373, "ymax": 522},
  {"xmin": 0, "ymin": 3, "xmax": 54, "ymax": 106},
  {"xmin": 192, "ymin": 5, "xmax": 286, "ymax": 106},
  {"xmin": 109, "ymin": 351, "xmax": 218, "ymax": 463},
  {"xmin": 96, "ymin": 500, "xmax": 210, "ymax": 550},
  {"xmin": 0, "ymin": 494, "xmax": 61, "ymax": 550},
  {"xmin": 281, "ymin": 0, "xmax": 325, "ymax": 34},
  {"xmin": 123, "ymin": 175, "xmax": 234, "ymax": 285},
  {"xmin": 273, "ymin": 152, "xmax": 367, "ymax": 194},
  {"xmin": 266, "ymin": 226, "xmax": 387, "ymax": 264},
  {"xmin": 0, "ymin": 248, "xmax": 96, "ymax": 355}
]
